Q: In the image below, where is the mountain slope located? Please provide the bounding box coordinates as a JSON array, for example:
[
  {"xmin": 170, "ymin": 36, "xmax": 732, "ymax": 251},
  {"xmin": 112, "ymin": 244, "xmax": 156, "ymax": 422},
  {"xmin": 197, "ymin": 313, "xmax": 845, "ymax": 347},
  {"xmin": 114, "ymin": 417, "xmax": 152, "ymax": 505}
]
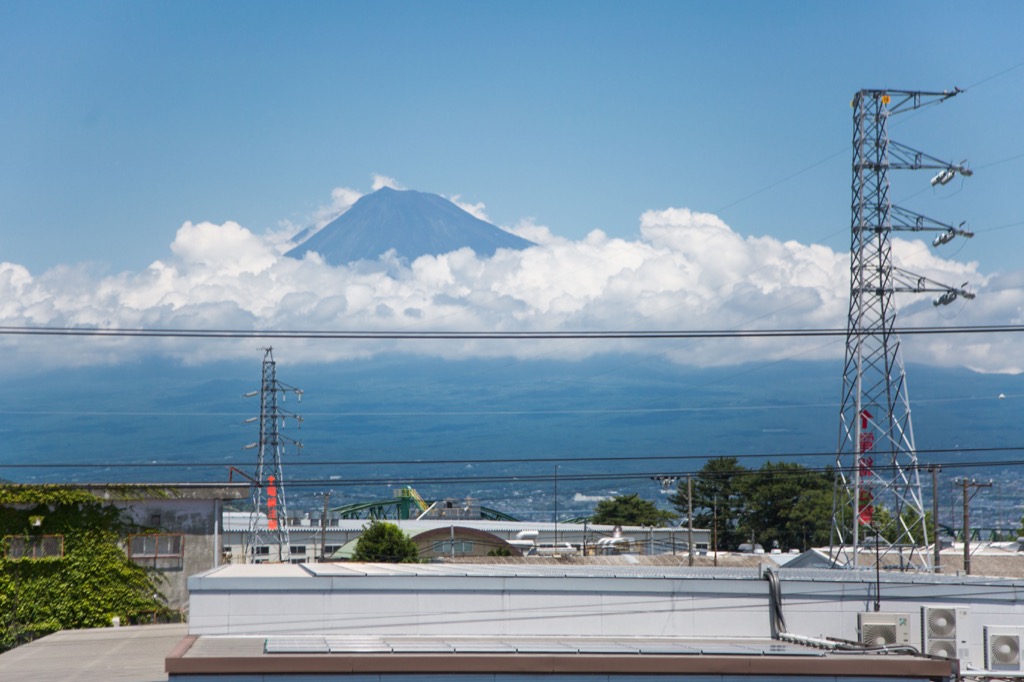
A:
[{"xmin": 286, "ymin": 187, "xmax": 534, "ymax": 265}]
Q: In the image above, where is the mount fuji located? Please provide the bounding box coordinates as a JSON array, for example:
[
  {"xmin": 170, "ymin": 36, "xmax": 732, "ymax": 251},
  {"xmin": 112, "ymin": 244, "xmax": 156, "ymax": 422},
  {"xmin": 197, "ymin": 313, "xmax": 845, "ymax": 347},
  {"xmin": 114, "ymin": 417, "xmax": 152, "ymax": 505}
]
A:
[{"xmin": 286, "ymin": 187, "xmax": 535, "ymax": 265}]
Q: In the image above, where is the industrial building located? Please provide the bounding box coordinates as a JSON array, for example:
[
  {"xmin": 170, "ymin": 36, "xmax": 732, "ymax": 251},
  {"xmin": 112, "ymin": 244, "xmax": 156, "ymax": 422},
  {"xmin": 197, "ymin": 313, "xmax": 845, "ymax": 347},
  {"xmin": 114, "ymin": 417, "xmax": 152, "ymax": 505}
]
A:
[
  {"xmin": 163, "ymin": 561, "xmax": 1024, "ymax": 680},
  {"xmin": 4, "ymin": 556, "xmax": 1024, "ymax": 681},
  {"xmin": 221, "ymin": 510, "xmax": 712, "ymax": 563}
]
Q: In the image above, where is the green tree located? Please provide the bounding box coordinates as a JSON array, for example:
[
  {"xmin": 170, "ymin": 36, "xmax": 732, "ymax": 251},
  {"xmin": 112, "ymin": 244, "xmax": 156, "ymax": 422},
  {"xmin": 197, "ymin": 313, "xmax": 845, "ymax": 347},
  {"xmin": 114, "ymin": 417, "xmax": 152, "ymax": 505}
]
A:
[
  {"xmin": 671, "ymin": 459, "xmax": 836, "ymax": 552},
  {"xmin": 858, "ymin": 506, "xmax": 935, "ymax": 546},
  {"xmin": 0, "ymin": 485, "xmax": 170, "ymax": 652},
  {"xmin": 352, "ymin": 520, "xmax": 419, "ymax": 563},
  {"xmin": 590, "ymin": 494, "xmax": 677, "ymax": 527},
  {"xmin": 671, "ymin": 457, "xmax": 751, "ymax": 551},
  {"xmin": 744, "ymin": 461, "xmax": 833, "ymax": 551}
]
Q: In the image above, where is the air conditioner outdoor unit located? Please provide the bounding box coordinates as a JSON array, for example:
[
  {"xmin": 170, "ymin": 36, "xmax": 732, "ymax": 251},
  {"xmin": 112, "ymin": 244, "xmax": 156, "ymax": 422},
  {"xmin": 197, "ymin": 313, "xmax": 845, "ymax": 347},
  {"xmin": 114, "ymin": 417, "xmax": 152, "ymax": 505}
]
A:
[
  {"xmin": 858, "ymin": 612, "xmax": 912, "ymax": 647},
  {"xmin": 984, "ymin": 626, "xmax": 1024, "ymax": 672},
  {"xmin": 921, "ymin": 606, "xmax": 970, "ymax": 660}
]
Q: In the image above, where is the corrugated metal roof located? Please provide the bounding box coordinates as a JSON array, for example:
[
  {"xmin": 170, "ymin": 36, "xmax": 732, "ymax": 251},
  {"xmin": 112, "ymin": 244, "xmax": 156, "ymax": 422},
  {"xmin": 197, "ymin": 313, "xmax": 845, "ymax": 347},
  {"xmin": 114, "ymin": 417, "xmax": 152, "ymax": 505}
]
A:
[
  {"xmin": 223, "ymin": 512, "xmax": 703, "ymax": 535},
  {"xmin": 258, "ymin": 635, "xmax": 828, "ymax": 657},
  {"xmin": 205, "ymin": 562, "xmax": 313, "ymax": 578},
  {"xmin": 201, "ymin": 561, "xmax": 1024, "ymax": 587},
  {"xmin": 293, "ymin": 562, "xmax": 765, "ymax": 580}
]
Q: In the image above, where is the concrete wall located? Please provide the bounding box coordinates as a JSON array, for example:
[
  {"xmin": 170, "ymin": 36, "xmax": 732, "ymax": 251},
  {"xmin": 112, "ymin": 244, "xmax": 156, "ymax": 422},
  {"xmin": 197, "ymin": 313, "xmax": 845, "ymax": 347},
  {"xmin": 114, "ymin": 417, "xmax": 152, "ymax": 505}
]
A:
[
  {"xmin": 117, "ymin": 497, "xmax": 224, "ymax": 610},
  {"xmin": 187, "ymin": 567, "xmax": 769, "ymax": 639},
  {"xmin": 185, "ymin": 564, "xmax": 1024, "ymax": 671},
  {"xmin": 81, "ymin": 483, "xmax": 248, "ymax": 612}
]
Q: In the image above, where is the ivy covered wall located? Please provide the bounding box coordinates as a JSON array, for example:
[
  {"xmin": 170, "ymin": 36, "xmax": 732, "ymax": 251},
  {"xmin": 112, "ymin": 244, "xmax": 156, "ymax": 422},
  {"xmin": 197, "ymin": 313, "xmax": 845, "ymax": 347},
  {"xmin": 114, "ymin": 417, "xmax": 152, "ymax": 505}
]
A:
[{"xmin": 0, "ymin": 485, "xmax": 171, "ymax": 651}]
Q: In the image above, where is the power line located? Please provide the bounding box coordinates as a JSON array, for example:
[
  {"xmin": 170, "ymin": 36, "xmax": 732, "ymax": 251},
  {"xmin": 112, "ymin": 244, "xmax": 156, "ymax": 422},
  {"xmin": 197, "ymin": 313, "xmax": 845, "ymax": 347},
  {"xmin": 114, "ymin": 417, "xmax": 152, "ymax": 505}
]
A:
[
  {"xmin": 712, "ymin": 148, "xmax": 846, "ymax": 214},
  {"xmin": 965, "ymin": 57, "xmax": 1024, "ymax": 91},
  {"xmin": 3, "ymin": 324, "xmax": 1024, "ymax": 339},
  {"xmin": 169, "ymin": 458, "xmax": 1024, "ymax": 488},
  {"xmin": 3, "ymin": 446, "xmax": 1023, "ymax": 470},
  {"xmin": 0, "ymin": 388, "xmax": 1011, "ymax": 419}
]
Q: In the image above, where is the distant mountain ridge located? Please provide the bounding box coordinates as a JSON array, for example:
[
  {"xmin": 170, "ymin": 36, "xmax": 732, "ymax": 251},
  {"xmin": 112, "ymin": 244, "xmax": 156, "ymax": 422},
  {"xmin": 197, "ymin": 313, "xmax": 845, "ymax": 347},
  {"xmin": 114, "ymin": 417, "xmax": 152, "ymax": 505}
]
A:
[{"xmin": 286, "ymin": 187, "xmax": 535, "ymax": 265}]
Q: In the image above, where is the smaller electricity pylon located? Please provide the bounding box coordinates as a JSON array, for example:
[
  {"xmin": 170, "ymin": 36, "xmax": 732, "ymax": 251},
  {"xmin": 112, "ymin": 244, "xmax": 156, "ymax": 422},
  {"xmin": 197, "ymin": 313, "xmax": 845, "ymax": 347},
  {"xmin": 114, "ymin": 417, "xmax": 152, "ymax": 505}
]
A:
[
  {"xmin": 832, "ymin": 88, "xmax": 975, "ymax": 571},
  {"xmin": 244, "ymin": 347, "xmax": 303, "ymax": 563}
]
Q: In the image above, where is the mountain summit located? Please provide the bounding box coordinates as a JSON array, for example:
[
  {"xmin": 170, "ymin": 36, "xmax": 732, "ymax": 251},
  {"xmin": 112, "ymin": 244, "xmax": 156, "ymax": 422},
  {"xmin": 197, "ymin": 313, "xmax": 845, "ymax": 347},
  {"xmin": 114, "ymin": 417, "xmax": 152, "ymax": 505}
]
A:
[{"xmin": 286, "ymin": 187, "xmax": 534, "ymax": 265}]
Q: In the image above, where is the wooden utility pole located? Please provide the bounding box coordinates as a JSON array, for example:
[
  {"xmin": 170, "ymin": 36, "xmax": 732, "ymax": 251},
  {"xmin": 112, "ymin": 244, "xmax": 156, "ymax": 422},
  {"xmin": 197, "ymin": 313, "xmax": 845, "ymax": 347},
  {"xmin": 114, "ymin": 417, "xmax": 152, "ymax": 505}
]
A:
[
  {"xmin": 712, "ymin": 496, "xmax": 718, "ymax": 567},
  {"xmin": 554, "ymin": 466, "xmax": 559, "ymax": 545},
  {"xmin": 930, "ymin": 465, "xmax": 941, "ymax": 572},
  {"xmin": 962, "ymin": 478, "xmax": 992, "ymax": 576},
  {"xmin": 319, "ymin": 491, "xmax": 331, "ymax": 562},
  {"xmin": 687, "ymin": 475, "xmax": 694, "ymax": 567}
]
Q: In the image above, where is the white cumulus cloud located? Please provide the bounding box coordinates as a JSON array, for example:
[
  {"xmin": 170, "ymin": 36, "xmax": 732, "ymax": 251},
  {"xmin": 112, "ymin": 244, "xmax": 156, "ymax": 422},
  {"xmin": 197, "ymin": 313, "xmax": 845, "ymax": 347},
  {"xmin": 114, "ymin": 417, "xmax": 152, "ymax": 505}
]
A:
[
  {"xmin": 0, "ymin": 191, "xmax": 1015, "ymax": 373},
  {"xmin": 447, "ymin": 194, "xmax": 491, "ymax": 222},
  {"xmin": 312, "ymin": 186, "xmax": 363, "ymax": 229},
  {"xmin": 371, "ymin": 174, "xmax": 403, "ymax": 191},
  {"xmin": 169, "ymin": 221, "xmax": 277, "ymax": 276}
]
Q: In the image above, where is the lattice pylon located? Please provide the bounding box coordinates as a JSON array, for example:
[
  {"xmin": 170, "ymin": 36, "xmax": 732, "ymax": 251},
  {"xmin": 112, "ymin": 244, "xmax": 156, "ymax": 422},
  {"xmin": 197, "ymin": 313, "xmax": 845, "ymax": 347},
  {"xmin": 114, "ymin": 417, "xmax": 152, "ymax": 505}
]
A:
[
  {"xmin": 244, "ymin": 347, "xmax": 303, "ymax": 563},
  {"xmin": 831, "ymin": 88, "xmax": 966, "ymax": 571}
]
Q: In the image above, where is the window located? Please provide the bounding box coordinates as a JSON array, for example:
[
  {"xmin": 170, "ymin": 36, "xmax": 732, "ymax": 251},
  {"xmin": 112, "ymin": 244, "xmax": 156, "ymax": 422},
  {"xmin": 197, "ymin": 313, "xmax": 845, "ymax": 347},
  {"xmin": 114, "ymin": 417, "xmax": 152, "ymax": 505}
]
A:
[
  {"xmin": 323, "ymin": 545, "xmax": 342, "ymax": 555},
  {"xmin": 432, "ymin": 540, "xmax": 474, "ymax": 554},
  {"xmin": 3, "ymin": 535, "xmax": 64, "ymax": 560},
  {"xmin": 127, "ymin": 533, "xmax": 184, "ymax": 568},
  {"xmin": 290, "ymin": 545, "xmax": 307, "ymax": 555}
]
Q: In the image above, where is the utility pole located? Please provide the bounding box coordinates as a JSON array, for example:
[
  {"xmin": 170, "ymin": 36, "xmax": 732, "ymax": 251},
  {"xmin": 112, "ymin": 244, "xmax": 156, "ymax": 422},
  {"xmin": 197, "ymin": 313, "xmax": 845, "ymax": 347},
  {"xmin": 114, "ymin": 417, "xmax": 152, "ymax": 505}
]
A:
[
  {"xmin": 713, "ymin": 496, "xmax": 718, "ymax": 567},
  {"xmin": 319, "ymin": 491, "xmax": 331, "ymax": 562},
  {"xmin": 553, "ymin": 465, "xmax": 559, "ymax": 546},
  {"xmin": 929, "ymin": 465, "xmax": 941, "ymax": 572},
  {"xmin": 873, "ymin": 525, "xmax": 881, "ymax": 611},
  {"xmin": 832, "ymin": 88, "xmax": 975, "ymax": 570},
  {"xmin": 962, "ymin": 478, "xmax": 992, "ymax": 576},
  {"xmin": 687, "ymin": 475, "xmax": 694, "ymax": 567}
]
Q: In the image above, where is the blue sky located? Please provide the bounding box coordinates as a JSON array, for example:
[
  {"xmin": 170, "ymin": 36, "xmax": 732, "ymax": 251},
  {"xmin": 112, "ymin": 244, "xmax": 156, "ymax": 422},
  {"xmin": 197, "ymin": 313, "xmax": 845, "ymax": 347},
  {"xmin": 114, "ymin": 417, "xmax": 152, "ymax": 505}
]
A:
[
  {"xmin": 1, "ymin": 1, "xmax": 1023, "ymax": 375},
  {"xmin": 2, "ymin": 1, "xmax": 1021, "ymax": 273},
  {"xmin": 3, "ymin": 1, "xmax": 1024, "ymax": 500}
]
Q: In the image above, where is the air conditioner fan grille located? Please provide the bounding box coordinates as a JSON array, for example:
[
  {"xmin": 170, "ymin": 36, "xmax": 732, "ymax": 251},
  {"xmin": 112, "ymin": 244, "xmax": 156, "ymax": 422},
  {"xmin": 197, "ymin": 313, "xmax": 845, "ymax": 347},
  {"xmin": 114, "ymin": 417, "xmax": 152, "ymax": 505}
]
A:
[
  {"xmin": 861, "ymin": 624, "xmax": 896, "ymax": 647},
  {"xmin": 927, "ymin": 608, "xmax": 957, "ymax": 638},
  {"xmin": 928, "ymin": 640, "xmax": 957, "ymax": 658},
  {"xmin": 991, "ymin": 635, "xmax": 1021, "ymax": 666}
]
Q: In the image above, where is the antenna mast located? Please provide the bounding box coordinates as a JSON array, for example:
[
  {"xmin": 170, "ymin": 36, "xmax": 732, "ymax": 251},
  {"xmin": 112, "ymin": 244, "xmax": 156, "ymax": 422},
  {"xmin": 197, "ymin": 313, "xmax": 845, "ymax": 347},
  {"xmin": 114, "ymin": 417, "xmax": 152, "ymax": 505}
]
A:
[
  {"xmin": 244, "ymin": 347, "xmax": 303, "ymax": 563},
  {"xmin": 832, "ymin": 88, "xmax": 974, "ymax": 570}
]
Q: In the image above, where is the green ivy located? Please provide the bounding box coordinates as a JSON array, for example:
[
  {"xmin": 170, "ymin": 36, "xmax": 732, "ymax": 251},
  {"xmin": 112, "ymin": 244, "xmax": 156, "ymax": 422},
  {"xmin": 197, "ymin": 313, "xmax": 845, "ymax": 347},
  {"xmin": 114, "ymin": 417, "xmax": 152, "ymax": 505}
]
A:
[
  {"xmin": 0, "ymin": 486, "xmax": 171, "ymax": 651},
  {"xmin": 0, "ymin": 485, "xmax": 100, "ymax": 507}
]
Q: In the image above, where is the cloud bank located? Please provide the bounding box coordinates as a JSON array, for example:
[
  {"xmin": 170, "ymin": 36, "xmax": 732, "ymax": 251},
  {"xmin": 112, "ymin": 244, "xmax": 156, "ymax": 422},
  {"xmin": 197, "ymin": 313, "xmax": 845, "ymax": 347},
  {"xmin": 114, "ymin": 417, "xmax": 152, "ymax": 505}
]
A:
[{"xmin": 1, "ymin": 184, "xmax": 1014, "ymax": 373}]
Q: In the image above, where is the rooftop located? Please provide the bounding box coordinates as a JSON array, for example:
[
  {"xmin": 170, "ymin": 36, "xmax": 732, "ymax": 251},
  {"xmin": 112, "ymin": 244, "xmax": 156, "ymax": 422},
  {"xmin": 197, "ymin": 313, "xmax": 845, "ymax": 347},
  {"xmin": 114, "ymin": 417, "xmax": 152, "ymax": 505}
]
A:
[
  {"xmin": 191, "ymin": 559, "xmax": 1024, "ymax": 585},
  {"xmin": 167, "ymin": 633, "xmax": 956, "ymax": 679},
  {"xmin": 0, "ymin": 624, "xmax": 186, "ymax": 682}
]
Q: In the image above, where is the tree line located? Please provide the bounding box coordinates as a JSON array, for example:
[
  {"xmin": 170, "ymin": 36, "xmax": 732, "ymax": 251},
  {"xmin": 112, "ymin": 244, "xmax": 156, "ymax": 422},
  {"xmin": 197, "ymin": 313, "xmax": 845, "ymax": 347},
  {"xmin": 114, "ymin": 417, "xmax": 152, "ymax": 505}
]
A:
[
  {"xmin": 589, "ymin": 458, "xmax": 835, "ymax": 551},
  {"xmin": 667, "ymin": 457, "xmax": 835, "ymax": 552},
  {"xmin": 590, "ymin": 457, "xmax": 968, "ymax": 553}
]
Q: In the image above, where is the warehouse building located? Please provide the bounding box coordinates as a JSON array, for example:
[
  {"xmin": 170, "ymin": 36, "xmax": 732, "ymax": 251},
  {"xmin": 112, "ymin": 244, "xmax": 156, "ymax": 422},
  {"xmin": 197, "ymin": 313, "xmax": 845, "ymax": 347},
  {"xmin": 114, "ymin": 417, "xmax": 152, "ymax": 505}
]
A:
[{"xmin": 165, "ymin": 561, "xmax": 1024, "ymax": 680}]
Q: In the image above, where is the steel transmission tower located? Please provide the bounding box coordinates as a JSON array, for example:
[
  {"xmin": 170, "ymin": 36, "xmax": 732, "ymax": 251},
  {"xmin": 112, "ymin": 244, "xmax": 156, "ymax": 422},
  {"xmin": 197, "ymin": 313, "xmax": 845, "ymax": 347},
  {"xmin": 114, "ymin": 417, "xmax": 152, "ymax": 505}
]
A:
[
  {"xmin": 244, "ymin": 347, "xmax": 303, "ymax": 563},
  {"xmin": 832, "ymin": 88, "xmax": 975, "ymax": 570}
]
